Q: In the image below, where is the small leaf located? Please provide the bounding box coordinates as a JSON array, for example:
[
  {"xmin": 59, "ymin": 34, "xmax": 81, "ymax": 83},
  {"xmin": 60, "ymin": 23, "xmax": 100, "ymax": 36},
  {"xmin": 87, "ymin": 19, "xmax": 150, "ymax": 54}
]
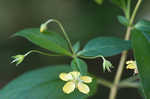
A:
[
  {"xmin": 0, "ymin": 65, "xmax": 97, "ymax": 99},
  {"xmin": 94, "ymin": 0, "xmax": 104, "ymax": 5},
  {"xmin": 14, "ymin": 28, "xmax": 72, "ymax": 56},
  {"xmin": 73, "ymin": 41, "xmax": 80, "ymax": 53},
  {"xmin": 111, "ymin": 0, "xmax": 126, "ymax": 9},
  {"xmin": 135, "ymin": 19, "xmax": 150, "ymax": 33},
  {"xmin": 78, "ymin": 37, "xmax": 131, "ymax": 57},
  {"xmin": 71, "ymin": 58, "xmax": 88, "ymax": 75},
  {"xmin": 132, "ymin": 29, "xmax": 150, "ymax": 98},
  {"xmin": 117, "ymin": 16, "xmax": 129, "ymax": 26}
]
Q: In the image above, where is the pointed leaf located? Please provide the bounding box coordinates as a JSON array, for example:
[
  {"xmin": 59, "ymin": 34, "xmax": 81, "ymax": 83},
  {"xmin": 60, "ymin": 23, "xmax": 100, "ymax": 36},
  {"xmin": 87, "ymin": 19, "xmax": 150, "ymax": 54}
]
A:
[
  {"xmin": 14, "ymin": 28, "xmax": 72, "ymax": 56},
  {"xmin": 135, "ymin": 19, "xmax": 150, "ymax": 33},
  {"xmin": 78, "ymin": 37, "xmax": 131, "ymax": 57},
  {"xmin": 132, "ymin": 29, "xmax": 150, "ymax": 98},
  {"xmin": 73, "ymin": 41, "xmax": 80, "ymax": 53},
  {"xmin": 0, "ymin": 65, "xmax": 97, "ymax": 99}
]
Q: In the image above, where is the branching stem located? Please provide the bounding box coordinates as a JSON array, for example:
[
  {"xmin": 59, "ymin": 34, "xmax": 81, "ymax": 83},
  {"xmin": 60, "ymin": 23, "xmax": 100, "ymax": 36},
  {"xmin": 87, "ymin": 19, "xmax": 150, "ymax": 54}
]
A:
[
  {"xmin": 109, "ymin": 0, "xmax": 142, "ymax": 99},
  {"xmin": 43, "ymin": 19, "xmax": 74, "ymax": 54}
]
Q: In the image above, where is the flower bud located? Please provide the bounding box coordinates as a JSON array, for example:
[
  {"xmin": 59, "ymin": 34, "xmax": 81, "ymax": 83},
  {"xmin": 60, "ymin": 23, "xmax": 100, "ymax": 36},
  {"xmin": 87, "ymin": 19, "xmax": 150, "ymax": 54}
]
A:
[
  {"xmin": 40, "ymin": 23, "xmax": 47, "ymax": 33},
  {"xmin": 11, "ymin": 55, "xmax": 25, "ymax": 66},
  {"xmin": 102, "ymin": 57, "xmax": 113, "ymax": 72}
]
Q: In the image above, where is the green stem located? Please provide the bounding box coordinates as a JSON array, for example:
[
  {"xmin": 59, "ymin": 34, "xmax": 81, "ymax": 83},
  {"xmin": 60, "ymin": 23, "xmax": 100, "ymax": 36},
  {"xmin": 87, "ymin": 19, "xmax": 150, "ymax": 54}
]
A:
[
  {"xmin": 24, "ymin": 50, "xmax": 63, "ymax": 57},
  {"xmin": 126, "ymin": 0, "xmax": 131, "ymax": 20},
  {"xmin": 45, "ymin": 19, "xmax": 74, "ymax": 54},
  {"xmin": 109, "ymin": 0, "xmax": 142, "ymax": 99},
  {"xmin": 121, "ymin": 75, "xmax": 140, "ymax": 82},
  {"xmin": 129, "ymin": 0, "xmax": 142, "ymax": 26},
  {"xmin": 119, "ymin": 75, "xmax": 140, "ymax": 88},
  {"xmin": 118, "ymin": 81, "xmax": 140, "ymax": 88},
  {"xmin": 79, "ymin": 55, "xmax": 102, "ymax": 59},
  {"xmin": 97, "ymin": 77, "xmax": 139, "ymax": 89},
  {"xmin": 96, "ymin": 78, "xmax": 113, "ymax": 88}
]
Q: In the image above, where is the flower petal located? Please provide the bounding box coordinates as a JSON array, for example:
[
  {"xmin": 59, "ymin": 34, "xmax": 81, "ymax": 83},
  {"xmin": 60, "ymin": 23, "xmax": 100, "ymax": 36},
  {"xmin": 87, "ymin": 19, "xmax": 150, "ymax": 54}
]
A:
[
  {"xmin": 126, "ymin": 64, "xmax": 136, "ymax": 69},
  {"xmin": 77, "ymin": 82, "xmax": 90, "ymax": 94},
  {"xmin": 80, "ymin": 76, "xmax": 92, "ymax": 83},
  {"xmin": 59, "ymin": 73, "xmax": 73, "ymax": 81},
  {"xmin": 63, "ymin": 81, "xmax": 75, "ymax": 94},
  {"xmin": 126, "ymin": 60, "xmax": 135, "ymax": 64}
]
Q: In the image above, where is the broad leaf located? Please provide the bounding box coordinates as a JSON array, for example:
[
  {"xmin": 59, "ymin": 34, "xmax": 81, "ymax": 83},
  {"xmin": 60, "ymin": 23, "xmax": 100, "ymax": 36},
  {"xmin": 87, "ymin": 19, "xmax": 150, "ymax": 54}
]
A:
[
  {"xmin": 132, "ymin": 29, "xmax": 150, "ymax": 99},
  {"xmin": 14, "ymin": 28, "xmax": 72, "ymax": 56},
  {"xmin": 78, "ymin": 37, "xmax": 131, "ymax": 57},
  {"xmin": 0, "ymin": 65, "xmax": 97, "ymax": 99},
  {"xmin": 135, "ymin": 19, "xmax": 150, "ymax": 33},
  {"xmin": 71, "ymin": 58, "xmax": 88, "ymax": 75}
]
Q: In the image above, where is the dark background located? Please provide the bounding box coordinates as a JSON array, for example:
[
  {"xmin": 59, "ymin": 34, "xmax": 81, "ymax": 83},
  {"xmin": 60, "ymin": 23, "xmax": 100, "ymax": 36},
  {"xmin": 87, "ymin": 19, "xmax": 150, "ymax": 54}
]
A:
[{"xmin": 0, "ymin": 0, "xmax": 149, "ymax": 98}]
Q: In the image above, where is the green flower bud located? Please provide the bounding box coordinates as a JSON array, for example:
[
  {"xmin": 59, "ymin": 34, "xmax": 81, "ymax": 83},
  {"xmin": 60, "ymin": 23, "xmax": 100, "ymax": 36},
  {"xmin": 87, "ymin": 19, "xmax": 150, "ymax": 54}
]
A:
[
  {"xmin": 11, "ymin": 55, "xmax": 25, "ymax": 66},
  {"xmin": 40, "ymin": 19, "xmax": 54, "ymax": 33},
  {"xmin": 102, "ymin": 57, "xmax": 113, "ymax": 72},
  {"xmin": 40, "ymin": 23, "xmax": 47, "ymax": 33}
]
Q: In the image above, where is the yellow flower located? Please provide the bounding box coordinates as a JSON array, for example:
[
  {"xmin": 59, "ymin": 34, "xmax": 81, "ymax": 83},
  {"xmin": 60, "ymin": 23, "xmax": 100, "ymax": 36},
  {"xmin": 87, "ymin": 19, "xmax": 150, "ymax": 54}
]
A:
[
  {"xmin": 59, "ymin": 71, "xmax": 92, "ymax": 95},
  {"xmin": 126, "ymin": 60, "xmax": 138, "ymax": 74}
]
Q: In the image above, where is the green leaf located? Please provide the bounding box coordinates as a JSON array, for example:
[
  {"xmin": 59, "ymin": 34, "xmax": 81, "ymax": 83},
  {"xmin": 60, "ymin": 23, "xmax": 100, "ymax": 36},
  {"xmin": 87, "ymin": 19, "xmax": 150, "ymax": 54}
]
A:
[
  {"xmin": 135, "ymin": 19, "xmax": 150, "ymax": 33},
  {"xmin": 138, "ymin": 86, "xmax": 147, "ymax": 99},
  {"xmin": 131, "ymin": 29, "xmax": 150, "ymax": 98},
  {"xmin": 94, "ymin": 0, "xmax": 104, "ymax": 5},
  {"xmin": 117, "ymin": 16, "xmax": 129, "ymax": 26},
  {"xmin": 71, "ymin": 58, "xmax": 88, "ymax": 75},
  {"xmin": 111, "ymin": 0, "xmax": 126, "ymax": 9},
  {"xmin": 78, "ymin": 37, "xmax": 131, "ymax": 57},
  {"xmin": 14, "ymin": 28, "xmax": 72, "ymax": 56},
  {"xmin": 73, "ymin": 41, "xmax": 80, "ymax": 53},
  {"xmin": 0, "ymin": 65, "xmax": 97, "ymax": 99}
]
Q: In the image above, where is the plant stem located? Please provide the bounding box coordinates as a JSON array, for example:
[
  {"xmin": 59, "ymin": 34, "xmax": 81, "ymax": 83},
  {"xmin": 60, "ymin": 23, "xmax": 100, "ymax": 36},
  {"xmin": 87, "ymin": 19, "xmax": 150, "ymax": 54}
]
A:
[
  {"xmin": 43, "ymin": 19, "xmax": 74, "ymax": 54},
  {"xmin": 118, "ymin": 81, "xmax": 140, "ymax": 88},
  {"xmin": 52, "ymin": 19, "xmax": 74, "ymax": 53},
  {"xmin": 97, "ymin": 78, "xmax": 113, "ymax": 88},
  {"xmin": 78, "ymin": 55, "xmax": 102, "ymax": 59},
  {"xmin": 109, "ymin": 27, "xmax": 131, "ymax": 99},
  {"xmin": 109, "ymin": 0, "xmax": 142, "ymax": 99},
  {"xmin": 24, "ymin": 50, "xmax": 63, "ymax": 57},
  {"xmin": 129, "ymin": 0, "xmax": 142, "ymax": 26}
]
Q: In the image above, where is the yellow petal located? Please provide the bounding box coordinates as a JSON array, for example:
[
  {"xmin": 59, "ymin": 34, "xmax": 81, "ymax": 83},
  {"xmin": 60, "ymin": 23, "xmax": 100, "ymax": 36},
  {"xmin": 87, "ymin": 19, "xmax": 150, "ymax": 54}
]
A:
[
  {"xmin": 80, "ymin": 76, "xmax": 92, "ymax": 83},
  {"xmin": 126, "ymin": 64, "xmax": 136, "ymax": 69},
  {"xmin": 63, "ymin": 81, "xmax": 75, "ymax": 94},
  {"xmin": 77, "ymin": 82, "xmax": 90, "ymax": 94},
  {"xmin": 126, "ymin": 60, "xmax": 135, "ymax": 64},
  {"xmin": 59, "ymin": 73, "xmax": 73, "ymax": 81},
  {"xmin": 70, "ymin": 71, "xmax": 80, "ymax": 79}
]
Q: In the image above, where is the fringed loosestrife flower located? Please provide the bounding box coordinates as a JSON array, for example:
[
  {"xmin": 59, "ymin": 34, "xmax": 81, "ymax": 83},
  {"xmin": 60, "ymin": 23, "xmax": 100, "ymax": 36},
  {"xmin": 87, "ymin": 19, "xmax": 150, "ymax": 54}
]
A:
[
  {"xmin": 126, "ymin": 60, "xmax": 138, "ymax": 74},
  {"xmin": 59, "ymin": 71, "xmax": 92, "ymax": 94}
]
